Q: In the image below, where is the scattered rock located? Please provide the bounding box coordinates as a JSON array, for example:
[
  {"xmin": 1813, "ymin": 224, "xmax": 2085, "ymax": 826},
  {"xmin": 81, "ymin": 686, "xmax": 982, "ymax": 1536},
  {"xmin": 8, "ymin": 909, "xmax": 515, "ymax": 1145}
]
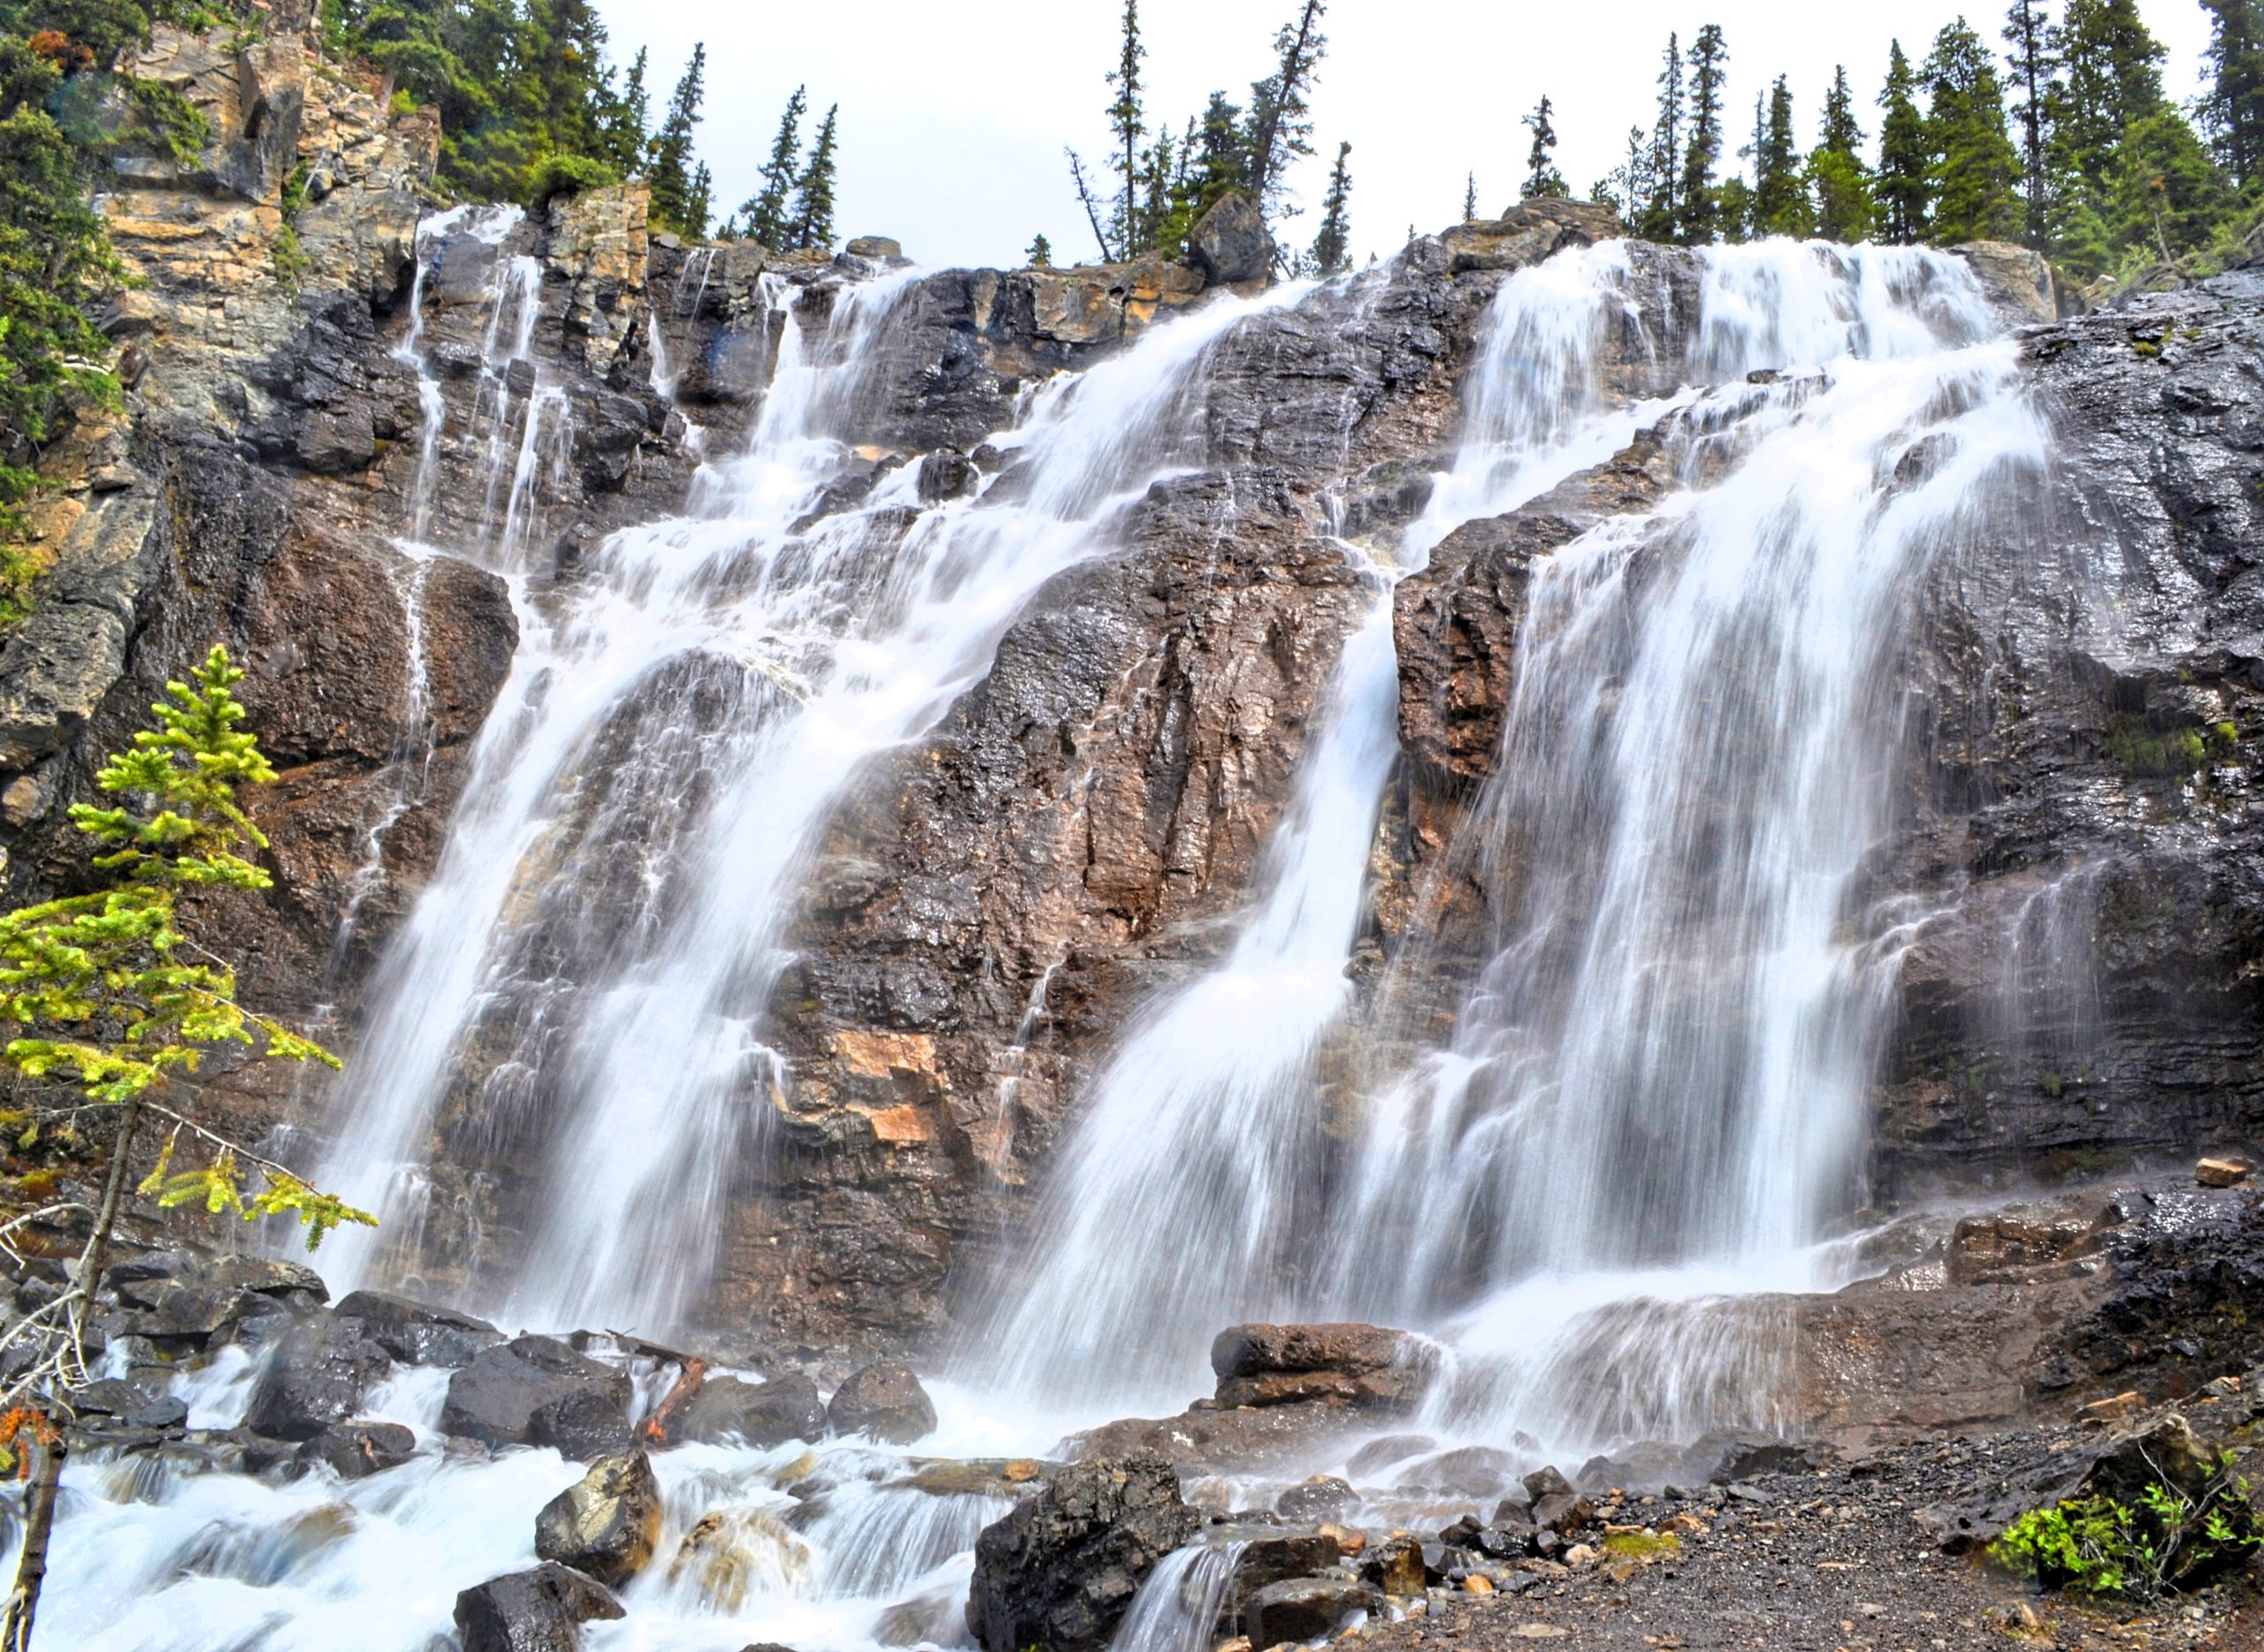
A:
[
  {"xmin": 453, "ymin": 1563, "xmax": 624, "ymax": 1652},
  {"xmin": 2197, "ymin": 1157, "xmax": 2251, "ymax": 1189},
  {"xmin": 666, "ymin": 1373, "xmax": 829, "ymax": 1449},
  {"xmin": 1361, "ymin": 1533, "xmax": 1426, "ymax": 1598},
  {"xmin": 242, "ymin": 1315, "xmax": 392, "ymax": 1442},
  {"xmin": 827, "ymin": 1360, "xmax": 937, "ymax": 1444},
  {"xmin": 440, "ymin": 1336, "xmax": 633, "ymax": 1459},
  {"xmin": 1522, "ymin": 1466, "xmax": 1595, "ymax": 1535},
  {"xmin": 297, "ymin": 1420, "xmax": 417, "ymax": 1480},
  {"xmin": 967, "ymin": 1452, "xmax": 1199, "ymax": 1652},
  {"xmin": 535, "ymin": 1450, "xmax": 664, "ymax": 1587}
]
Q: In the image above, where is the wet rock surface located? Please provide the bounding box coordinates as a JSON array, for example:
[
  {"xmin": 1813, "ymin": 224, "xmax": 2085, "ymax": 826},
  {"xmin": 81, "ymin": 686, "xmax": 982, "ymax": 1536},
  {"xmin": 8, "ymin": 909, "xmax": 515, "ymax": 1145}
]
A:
[
  {"xmin": 968, "ymin": 1452, "xmax": 1201, "ymax": 1652},
  {"xmin": 534, "ymin": 1450, "xmax": 664, "ymax": 1587},
  {"xmin": 825, "ymin": 1359, "xmax": 937, "ymax": 1443},
  {"xmin": 453, "ymin": 1562, "xmax": 625, "ymax": 1652},
  {"xmin": 440, "ymin": 1335, "xmax": 633, "ymax": 1458},
  {"xmin": 664, "ymin": 1372, "xmax": 829, "ymax": 1449}
]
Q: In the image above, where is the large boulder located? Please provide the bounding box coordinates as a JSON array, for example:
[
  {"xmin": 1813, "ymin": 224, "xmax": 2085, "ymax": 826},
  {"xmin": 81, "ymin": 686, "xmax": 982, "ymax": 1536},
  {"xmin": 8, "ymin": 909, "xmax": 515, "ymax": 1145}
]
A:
[
  {"xmin": 967, "ymin": 1452, "xmax": 1199, "ymax": 1652},
  {"xmin": 827, "ymin": 1361, "xmax": 937, "ymax": 1444},
  {"xmin": 1187, "ymin": 192, "xmax": 1270, "ymax": 286},
  {"xmin": 535, "ymin": 1450, "xmax": 664, "ymax": 1587},
  {"xmin": 241, "ymin": 1315, "xmax": 392, "ymax": 1442},
  {"xmin": 1243, "ymin": 1576, "xmax": 1379, "ymax": 1645},
  {"xmin": 1435, "ymin": 197, "xmax": 1620, "ymax": 274},
  {"xmin": 333, "ymin": 1289, "xmax": 503, "ymax": 1368},
  {"xmin": 453, "ymin": 1563, "xmax": 623, "ymax": 1652},
  {"xmin": 665, "ymin": 1373, "xmax": 827, "ymax": 1449},
  {"xmin": 441, "ymin": 1336, "xmax": 633, "ymax": 1459},
  {"xmin": 1208, "ymin": 1323, "xmax": 1436, "ymax": 1413},
  {"xmin": 297, "ymin": 1419, "xmax": 417, "ymax": 1479}
]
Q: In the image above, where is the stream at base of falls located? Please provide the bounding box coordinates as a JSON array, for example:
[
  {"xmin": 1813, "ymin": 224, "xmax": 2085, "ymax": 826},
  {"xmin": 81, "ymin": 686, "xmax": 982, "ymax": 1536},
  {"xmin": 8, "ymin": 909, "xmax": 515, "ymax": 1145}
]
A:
[{"xmin": 31, "ymin": 230, "xmax": 2051, "ymax": 1651}]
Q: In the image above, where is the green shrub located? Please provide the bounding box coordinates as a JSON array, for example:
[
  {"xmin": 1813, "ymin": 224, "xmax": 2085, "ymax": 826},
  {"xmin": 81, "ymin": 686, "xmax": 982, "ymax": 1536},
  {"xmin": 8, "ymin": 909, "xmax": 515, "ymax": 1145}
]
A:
[
  {"xmin": 1992, "ymin": 1467, "xmax": 2259, "ymax": 1600},
  {"xmin": 526, "ymin": 150, "xmax": 620, "ymax": 209}
]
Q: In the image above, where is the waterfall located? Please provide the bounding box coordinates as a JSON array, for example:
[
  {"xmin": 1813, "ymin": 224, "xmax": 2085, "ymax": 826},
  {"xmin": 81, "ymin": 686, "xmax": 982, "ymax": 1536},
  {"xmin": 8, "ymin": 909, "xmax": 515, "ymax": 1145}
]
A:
[{"xmin": 317, "ymin": 252, "xmax": 1316, "ymax": 1334}]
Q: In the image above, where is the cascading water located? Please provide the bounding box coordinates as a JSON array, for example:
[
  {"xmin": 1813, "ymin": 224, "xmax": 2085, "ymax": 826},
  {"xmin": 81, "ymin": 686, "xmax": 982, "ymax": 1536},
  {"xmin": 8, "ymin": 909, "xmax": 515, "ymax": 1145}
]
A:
[{"xmin": 316, "ymin": 249, "xmax": 1315, "ymax": 1335}]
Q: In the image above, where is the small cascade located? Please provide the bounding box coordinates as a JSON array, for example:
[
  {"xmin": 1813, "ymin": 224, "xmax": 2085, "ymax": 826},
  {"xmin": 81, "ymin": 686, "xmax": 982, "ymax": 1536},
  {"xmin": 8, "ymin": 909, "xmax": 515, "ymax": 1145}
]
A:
[{"xmin": 1107, "ymin": 1541, "xmax": 1249, "ymax": 1652}]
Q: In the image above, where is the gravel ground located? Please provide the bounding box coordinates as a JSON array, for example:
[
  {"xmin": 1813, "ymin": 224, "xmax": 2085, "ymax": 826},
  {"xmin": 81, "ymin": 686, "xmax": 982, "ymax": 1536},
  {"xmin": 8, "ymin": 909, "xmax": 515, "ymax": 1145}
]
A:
[{"xmin": 1347, "ymin": 1420, "xmax": 2264, "ymax": 1652}]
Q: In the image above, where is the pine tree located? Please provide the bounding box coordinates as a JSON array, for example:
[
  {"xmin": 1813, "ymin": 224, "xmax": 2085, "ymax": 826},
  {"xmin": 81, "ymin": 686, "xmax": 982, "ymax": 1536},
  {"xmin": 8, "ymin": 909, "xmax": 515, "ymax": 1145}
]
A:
[
  {"xmin": 1105, "ymin": 0, "xmax": 1147, "ymax": 256},
  {"xmin": 1641, "ymin": 31, "xmax": 1684, "ymax": 240},
  {"xmin": 2202, "ymin": 0, "xmax": 2264, "ymax": 189},
  {"xmin": 1809, "ymin": 65, "xmax": 1876, "ymax": 243},
  {"xmin": 685, "ymin": 161, "xmax": 713, "ymax": 241},
  {"xmin": 646, "ymin": 42, "xmax": 708, "ymax": 237},
  {"xmin": 1522, "ymin": 94, "xmax": 1569, "ymax": 198},
  {"xmin": 1755, "ymin": 75, "xmax": 1812, "ymax": 236},
  {"xmin": 1924, "ymin": 16, "xmax": 2025, "ymax": 244},
  {"xmin": 599, "ymin": 45, "xmax": 649, "ymax": 177},
  {"xmin": 1679, "ymin": 23, "xmax": 1730, "ymax": 242},
  {"xmin": 2003, "ymin": 0, "xmax": 2057, "ymax": 248},
  {"xmin": 1602, "ymin": 124, "xmax": 1655, "ymax": 224},
  {"xmin": 1027, "ymin": 233, "xmax": 1053, "ymax": 267},
  {"xmin": 1244, "ymin": 0, "xmax": 1328, "ymax": 233},
  {"xmin": 1877, "ymin": 40, "xmax": 1932, "ymax": 242},
  {"xmin": 1309, "ymin": 140, "xmax": 1353, "ymax": 272},
  {"xmin": 1463, "ymin": 171, "xmax": 1479, "ymax": 222},
  {"xmin": 1192, "ymin": 90, "xmax": 1251, "ymax": 216},
  {"xmin": 789, "ymin": 103, "xmax": 840, "ymax": 251},
  {"xmin": 740, "ymin": 85, "xmax": 807, "ymax": 249}
]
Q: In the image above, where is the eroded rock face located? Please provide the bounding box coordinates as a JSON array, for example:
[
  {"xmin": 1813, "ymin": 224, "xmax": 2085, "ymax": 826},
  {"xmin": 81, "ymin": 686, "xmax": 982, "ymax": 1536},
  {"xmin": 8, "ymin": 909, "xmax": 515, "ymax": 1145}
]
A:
[{"xmin": 967, "ymin": 1453, "xmax": 1198, "ymax": 1652}]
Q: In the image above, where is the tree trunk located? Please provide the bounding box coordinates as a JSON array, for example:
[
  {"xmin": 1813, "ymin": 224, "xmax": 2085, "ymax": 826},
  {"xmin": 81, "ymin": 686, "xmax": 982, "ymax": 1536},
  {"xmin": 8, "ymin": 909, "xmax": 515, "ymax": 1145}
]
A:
[{"xmin": 3, "ymin": 1095, "xmax": 143, "ymax": 1652}]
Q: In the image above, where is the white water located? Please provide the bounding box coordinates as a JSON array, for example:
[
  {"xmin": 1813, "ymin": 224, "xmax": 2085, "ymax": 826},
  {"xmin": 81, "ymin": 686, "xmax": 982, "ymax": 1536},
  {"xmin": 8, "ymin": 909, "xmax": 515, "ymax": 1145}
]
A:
[
  {"xmin": 40, "ymin": 236, "xmax": 2058, "ymax": 1651},
  {"xmin": 316, "ymin": 249, "xmax": 1316, "ymax": 1335}
]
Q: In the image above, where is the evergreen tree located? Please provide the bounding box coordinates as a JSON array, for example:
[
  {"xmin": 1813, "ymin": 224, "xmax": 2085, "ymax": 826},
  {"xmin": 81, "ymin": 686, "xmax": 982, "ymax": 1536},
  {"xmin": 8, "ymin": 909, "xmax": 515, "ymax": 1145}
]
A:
[
  {"xmin": 1924, "ymin": 16, "xmax": 2024, "ymax": 244},
  {"xmin": 788, "ymin": 103, "xmax": 839, "ymax": 251},
  {"xmin": 1809, "ymin": 65, "xmax": 1876, "ymax": 243},
  {"xmin": 597, "ymin": 43, "xmax": 648, "ymax": 175},
  {"xmin": 1463, "ymin": 170, "xmax": 1478, "ymax": 222},
  {"xmin": 1602, "ymin": 123, "xmax": 1655, "ymax": 223},
  {"xmin": 739, "ymin": 84, "xmax": 806, "ymax": 249},
  {"xmin": 1309, "ymin": 139, "xmax": 1352, "ymax": 272},
  {"xmin": 1521, "ymin": 94, "xmax": 1568, "ymax": 198},
  {"xmin": 1191, "ymin": 90, "xmax": 1250, "ymax": 216},
  {"xmin": 2108, "ymin": 108, "xmax": 2230, "ymax": 264},
  {"xmin": 1877, "ymin": 39, "xmax": 1933, "ymax": 242},
  {"xmin": 1678, "ymin": 23, "xmax": 1729, "ymax": 242},
  {"xmin": 646, "ymin": 42, "xmax": 707, "ymax": 237},
  {"xmin": 1755, "ymin": 75, "xmax": 1811, "ymax": 236},
  {"xmin": 1027, "ymin": 233, "xmax": 1053, "ymax": 267},
  {"xmin": 1641, "ymin": 31, "xmax": 1683, "ymax": 240},
  {"xmin": 2002, "ymin": 0, "xmax": 2056, "ymax": 247},
  {"xmin": 1244, "ymin": 0, "xmax": 1327, "ymax": 233},
  {"xmin": 1105, "ymin": 0, "xmax": 1146, "ymax": 256},
  {"xmin": 685, "ymin": 159, "xmax": 712, "ymax": 241},
  {"xmin": 2201, "ymin": 0, "xmax": 2264, "ymax": 189}
]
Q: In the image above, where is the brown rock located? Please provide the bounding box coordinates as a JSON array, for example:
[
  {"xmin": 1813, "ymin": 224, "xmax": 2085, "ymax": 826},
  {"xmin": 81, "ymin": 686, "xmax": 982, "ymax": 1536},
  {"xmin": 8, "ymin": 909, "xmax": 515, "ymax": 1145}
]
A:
[
  {"xmin": 534, "ymin": 1451, "xmax": 664, "ymax": 1587},
  {"xmin": 2197, "ymin": 1157, "xmax": 2251, "ymax": 1188}
]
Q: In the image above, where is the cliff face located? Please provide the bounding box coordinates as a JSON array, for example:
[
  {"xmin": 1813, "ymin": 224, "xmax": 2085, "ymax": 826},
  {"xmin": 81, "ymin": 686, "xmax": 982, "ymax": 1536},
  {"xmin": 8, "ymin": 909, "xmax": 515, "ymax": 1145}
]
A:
[{"xmin": 5, "ymin": 5, "xmax": 2256, "ymax": 1365}]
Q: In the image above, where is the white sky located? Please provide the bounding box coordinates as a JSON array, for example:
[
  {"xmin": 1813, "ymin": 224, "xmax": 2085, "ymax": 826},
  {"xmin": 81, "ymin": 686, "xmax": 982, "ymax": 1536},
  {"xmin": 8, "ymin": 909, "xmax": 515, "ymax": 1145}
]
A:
[{"xmin": 595, "ymin": 0, "xmax": 2215, "ymax": 272}]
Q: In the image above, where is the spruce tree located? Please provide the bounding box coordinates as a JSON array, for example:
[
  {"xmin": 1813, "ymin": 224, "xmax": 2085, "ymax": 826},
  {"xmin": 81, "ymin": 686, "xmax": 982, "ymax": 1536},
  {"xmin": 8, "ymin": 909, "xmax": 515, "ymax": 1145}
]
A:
[
  {"xmin": 1028, "ymin": 233, "xmax": 1053, "ymax": 267},
  {"xmin": 1105, "ymin": 0, "xmax": 1147, "ymax": 256},
  {"xmin": 685, "ymin": 161, "xmax": 713, "ymax": 241},
  {"xmin": 1809, "ymin": 65, "xmax": 1876, "ymax": 243},
  {"xmin": 2003, "ymin": 0, "xmax": 2057, "ymax": 248},
  {"xmin": 1522, "ymin": 95, "xmax": 1569, "ymax": 198},
  {"xmin": 1679, "ymin": 23, "xmax": 1730, "ymax": 242},
  {"xmin": 600, "ymin": 45, "xmax": 650, "ymax": 177},
  {"xmin": 1309, "ymin": 140, "xmax": 1353, "ymax": 272},
  {"xmin": 646, "ymin": 42, "xmax": 708, "ymax": 237},
  {"xmin": 1877, "ymin": 40, "xmax": 1933, "ymax": 242},
  {"xmin": 2202, "ymin": 0, "xmax": 2264, "ymax": 189},
  {"xmin": 1463, "ymin": 171, "xmax": 1479, "ymax": 222},
  {"xmin": 740, "ymin": 85, "xmax": 807, "ymax": 249},
  {"xmin": 1607, "ymin": 123, "xmax": 1656, "ymax": 225},
  {"xmin": 1755, "ymin": 76, "xmax": 1812, "ymax": 236},
  {"xmin": 1244, "ymin": 0, "xmax": 1328, "ymax": 233},
  {"xmin": 1191, "ymin": 91, "xmax": 1251, "ymax": 219},
  {"xmin": 789, "ymin": 103, "xmax": 841, "ymax": 251},
  {"xmin": 1641, "ymin": 31, "xmax": 1684, "ymax": 240},
  {"xmin": 1924, "ymin": 16, "xmax": 2024, "ymax": 244}
]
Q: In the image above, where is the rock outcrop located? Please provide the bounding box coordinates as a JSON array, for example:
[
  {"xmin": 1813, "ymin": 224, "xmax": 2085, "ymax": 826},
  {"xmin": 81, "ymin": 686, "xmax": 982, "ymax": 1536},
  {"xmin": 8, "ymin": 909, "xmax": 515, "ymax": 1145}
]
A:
[{"xmin": 967, "ymin": 1453, "xmax": 1198, "ymax": 1652}]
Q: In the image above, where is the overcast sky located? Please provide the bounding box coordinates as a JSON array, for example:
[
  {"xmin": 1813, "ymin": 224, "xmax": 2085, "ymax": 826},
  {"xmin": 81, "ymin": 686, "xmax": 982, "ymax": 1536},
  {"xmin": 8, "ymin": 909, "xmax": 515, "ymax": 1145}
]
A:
[{"xmin": 593, "ymin": 0, "xmax": 2217, "ymax": 272}]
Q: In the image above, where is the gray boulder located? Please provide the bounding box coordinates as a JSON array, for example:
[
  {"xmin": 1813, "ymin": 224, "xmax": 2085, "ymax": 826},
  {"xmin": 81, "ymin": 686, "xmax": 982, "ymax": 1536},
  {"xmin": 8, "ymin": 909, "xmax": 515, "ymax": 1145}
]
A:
[
  {"xmin": 333, "ymin": 1289, "xmax": 502, "ymax": 1368},
  {"xmin": 827, "ymin": 1361, "xmax": 937, "ymax": 1444},
  {"xmin": 1243, "ymin": 1576, "xmax": 1379, "ymax": 1644},
  {"xmin": 667, "ymin": 1373, "xmax": 828, "ymax": 1449},
  {"xmin": 535, "ymin": 1450, "xmax": 664, "ymax": 1587},
  {"xmin": 242, "ymin": 1315, "xmax": 392, "ymax": 1442},
  {"xmin": 454, "ymin": 1563, "xmax": 623, "ymax": 1652},
  {"xmin": 967, "ymin": 1452, "xmax": 1198, "ymax": 1652},
  {"xmin": 297, "ymin": 1419, "xmax": 417, "ymax": 1479},
  {"xmin": 1187, "ymin": 192, "xmax": 1270, "ymax": 286},
  {"xmin": 441, "ymin": 1336, "xmax": 633, "ymax": 1459}
]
